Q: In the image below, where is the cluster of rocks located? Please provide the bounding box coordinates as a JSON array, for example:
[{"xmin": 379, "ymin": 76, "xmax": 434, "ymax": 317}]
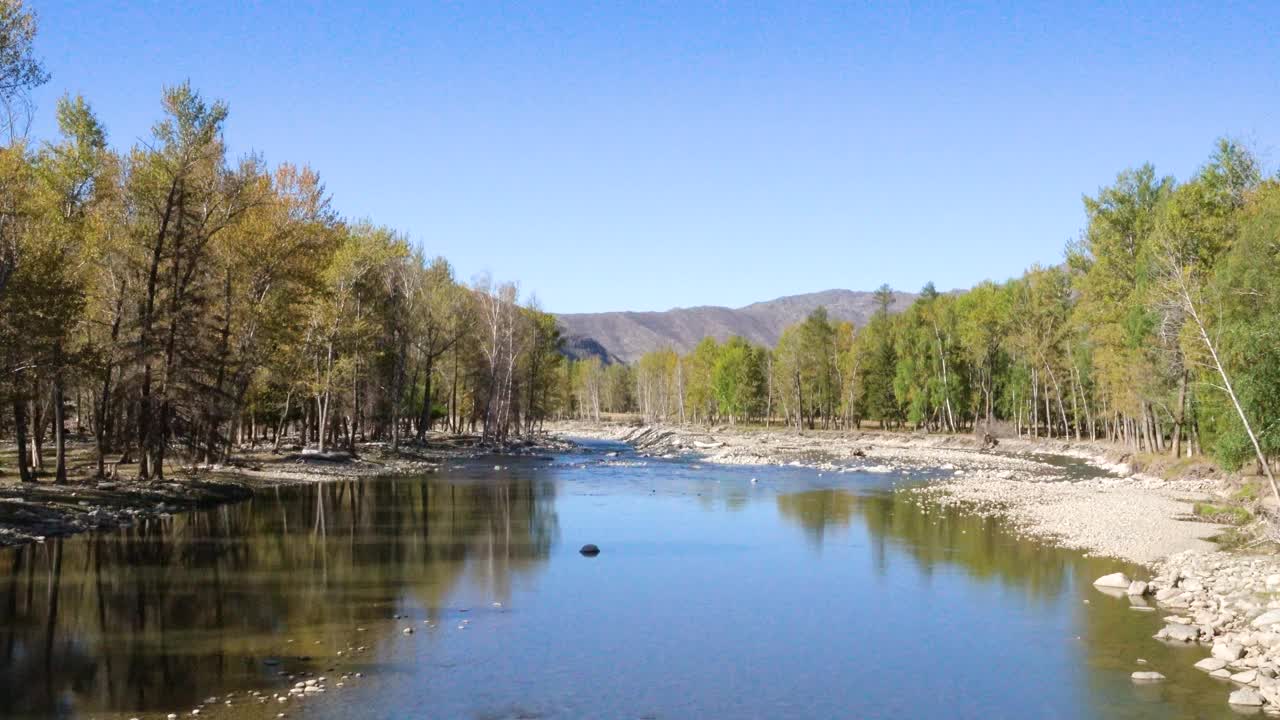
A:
[{"xmin": 1099, "ymin": 551, "xmax": 1280, "ymax": 712}]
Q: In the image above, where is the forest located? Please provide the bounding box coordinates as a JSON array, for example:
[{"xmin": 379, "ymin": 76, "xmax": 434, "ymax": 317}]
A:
[
  {"xmin": 0, "ymin": 3, "xmax": 566, "ymax": 483},
  {"xmin": 2, "ymin": 0, "xmax": 1279, "ymax": 490},
  {"xmin": 562, "ymin": 142, "xmax": 1280, "ymax": 481}
]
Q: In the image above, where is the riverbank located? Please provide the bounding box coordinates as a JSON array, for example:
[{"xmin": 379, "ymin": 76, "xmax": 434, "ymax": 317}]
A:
[
  {"xmin": 548, "ymin": 420, "xmax": 1229, "ymax": 564},
  {"xmin": 0, "ymin": 433, "xmax": 573, "ymax": 548}
]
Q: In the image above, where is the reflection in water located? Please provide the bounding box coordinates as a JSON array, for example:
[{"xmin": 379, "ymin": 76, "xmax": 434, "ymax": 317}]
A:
[
  {"xmin": 0, "ymin": 476, "xmax": 557, "ymax": 718},
  {"xmin": 775, "ymin": 489, "xmax": 858, "ymax": 546},
  {"xmin": 777, "ymin": 486, "xmax": 1097, "ymax": 597},
  {"xmin": 0, "ymin": 453, "xmax": 1243, "ymax": 720}
]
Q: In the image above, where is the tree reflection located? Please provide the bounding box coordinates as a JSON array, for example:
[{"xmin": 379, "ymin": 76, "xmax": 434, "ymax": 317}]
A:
[
  {"xmin": 776, "ymin": 487, "xmax": 1091, "ymax": 598},
  {"xmin": 0, "ymin": 475, "xmax": 557, "ymax": 717}
]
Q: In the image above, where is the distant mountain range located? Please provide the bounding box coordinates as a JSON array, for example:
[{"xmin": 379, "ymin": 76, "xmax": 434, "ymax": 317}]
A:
[{"xmin": 557, "ymin": 288, "xmax": 919, "ymax": 363}]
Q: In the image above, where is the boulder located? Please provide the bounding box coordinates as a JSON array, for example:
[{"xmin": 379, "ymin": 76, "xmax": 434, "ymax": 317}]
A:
[
  {"xmin": 1196, "ymin": 657, "xmax": 1229, "ymax": 672},
  {"xmin": 1229, "ymin": 688, "xmax": 1264, "ymax": 706},
  {"xmin": 1094, "ymin": 572, "xmax": 1132, "ymax": 589},
  {"xmin": 1214, "ymin": 643, "xmax": 1246, "ymax": 661},
  {"xmin": 1127, "ymin": 581, "xmax": 1149, "ymax": 596},
  {"xmin": 1159, "ymin": 624, "xmax": 1200, "ymax": 643},
  {"xmin": 1232, "ymin": 669, "xmax": 1259, "ymax": 685},
  {"xmin": 1253, "ymin": 610, "xmax": 1280, "ymax": 628}
]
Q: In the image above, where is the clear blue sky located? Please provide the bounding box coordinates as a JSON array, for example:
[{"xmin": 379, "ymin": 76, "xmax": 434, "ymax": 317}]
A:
[{"xmin": 29, "ymin": 1, "xmax": 1279, "ymax": 313}]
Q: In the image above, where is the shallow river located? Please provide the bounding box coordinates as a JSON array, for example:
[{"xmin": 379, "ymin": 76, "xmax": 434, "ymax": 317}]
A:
[{"xmin": 0, "ymin": 441, "xmax": 1239, "ymax": 719}]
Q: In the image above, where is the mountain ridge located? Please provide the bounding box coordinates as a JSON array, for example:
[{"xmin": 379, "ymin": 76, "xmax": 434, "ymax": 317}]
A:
[{"xmin": 556, "ymin": 288, "xmax": 919, "ymax": 363}]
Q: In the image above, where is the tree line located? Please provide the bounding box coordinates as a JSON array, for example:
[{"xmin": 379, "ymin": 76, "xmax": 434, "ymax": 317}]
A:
[
  {"xmin": 559, "ymin": 141, "xmax": 1280, "ymax": 486},
  {"xmin": 0, "ymin": 2, "xmax": 566, "ymax": 482}
]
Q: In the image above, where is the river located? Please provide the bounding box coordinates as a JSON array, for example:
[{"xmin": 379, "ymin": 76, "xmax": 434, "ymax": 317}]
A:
[{"xmin": 0, "ymin": 440, "xmax": 1236, "ymax": 719}]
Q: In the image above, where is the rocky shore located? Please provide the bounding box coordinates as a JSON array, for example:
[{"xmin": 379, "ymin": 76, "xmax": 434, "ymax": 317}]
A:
[
  {"xmin": 0, "ymin": 433, "xmax": 573, "ymax": 548},
  {"xmin": 1100, "ymin": 553, "xmax": 1280, "ymax": 712}
]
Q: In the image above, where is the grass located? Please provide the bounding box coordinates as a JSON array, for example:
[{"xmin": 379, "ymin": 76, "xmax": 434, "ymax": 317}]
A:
[{"xmin": 1193, "ymin": 501, "xmax": 1253, "ymax": 526}]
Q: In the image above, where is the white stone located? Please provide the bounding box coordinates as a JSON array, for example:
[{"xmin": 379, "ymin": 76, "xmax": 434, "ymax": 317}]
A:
[
  {"xmin": 1255, "ymin": 610, "xmax": 1280, "ymax": 628},
  {"xmin": 1233, "ymin": 669, "xmax": 1260, "ymax": 685},
  {"xmin": 1160, "ymin": 624, "xmax": 1200, "ymax": 643},
  {"xmin": 1230, "ymin": 688, "xmax": 1264, "ymax": 706},
  {"xmin": 1131, "ymin": 671, "xmax": 1166, "ymax": 682},
  {"xmin": 1127, "ymin": 581, "xmax": 1149, "ymax": 596},
  {"xmin": 1094, "ymin": 572, "xmax": 1132, "ymax": 589},
  {"xmin": 1196, "ymin": 657, "xmax": 1229, "ymax": 672},
  {"xmin": 1215, "ymin": 643, "xmax": 1247, "ymax": 661}
]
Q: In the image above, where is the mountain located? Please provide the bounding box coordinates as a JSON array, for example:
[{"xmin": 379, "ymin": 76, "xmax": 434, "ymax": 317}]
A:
[{"xmin": 556, "ymin": 289, "xmax": 919, "ymax": 363}]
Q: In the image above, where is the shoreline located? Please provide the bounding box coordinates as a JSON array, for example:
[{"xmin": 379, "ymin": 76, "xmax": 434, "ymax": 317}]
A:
[{"xmin": 0, "ymin": 433, "xmax": 573, "ymax": 549}]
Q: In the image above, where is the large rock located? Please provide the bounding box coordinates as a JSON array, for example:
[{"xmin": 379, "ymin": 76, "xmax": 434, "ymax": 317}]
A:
[
  {"xmin": 1213, "ymin": 642, "xmax": 1246, "ymax": 661},
  {"xmin": 1159, "ymin": 624, "xmax": 1200, "ymax": 643},
  {"xmin": 1229, "ymin": 688, "xmax": 1264, "ymax": 706},
  {"xmin": 1253, "ymin": 610, "xmax": 1280, "ymax": 628},
  {"xmin": 1232, "ymin": 669, "xmax": 1259, "ymax": 685},
  {"xmin": 1127, "ymin": 581, "xmax": 1149, "ymax": 596},
  {"xmin": 1094, "ymin": 572, "xmax": 1132, "ymax": 589},
  {"xmin": 1195, "ymin": 657, "xmax": 1228, "ymax": 672}
]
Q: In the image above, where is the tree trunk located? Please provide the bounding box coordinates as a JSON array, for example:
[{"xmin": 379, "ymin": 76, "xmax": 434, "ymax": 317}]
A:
[
  {"xmin": 1184, "ymin": 292, "xmax": 1280, "ymax": 503},
  {"xmin": 12, "ymin": 395, "xmax": 32, "ymax": 482},
  {"xmin": 1172, "ymin": 370, "xmax": 1187, "ymax": 458},
  {"xmin": 53, "ymin": 374, "xmax": 67, "ymax": 484}
]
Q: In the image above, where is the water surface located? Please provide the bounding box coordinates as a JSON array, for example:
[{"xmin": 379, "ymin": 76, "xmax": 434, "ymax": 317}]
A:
[{"xmin": 0, "ymin": 442, "xmax": 1236, "ymax": 719}]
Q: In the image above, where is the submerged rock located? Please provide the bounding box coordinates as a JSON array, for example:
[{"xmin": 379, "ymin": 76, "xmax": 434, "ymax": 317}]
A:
[
  {"xmin": 579, "ymin": 544, "xmax": 600, "ymax": 556},
  {"xmin": 1094, "ymin": 572, "xmax": 1131, "ymax": 589}
]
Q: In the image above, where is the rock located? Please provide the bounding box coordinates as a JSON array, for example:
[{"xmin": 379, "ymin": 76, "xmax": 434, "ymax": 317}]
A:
[
  {"xmin": 1214, "ymin": 643, "xmax": 1246, "ymax": 661},
  {"xmin": 1230, "ymin": 688, "xmax": 1264, "ymax": 706},
  {"xmin": 1196, "ymin": 658, "xmax": 1229, "ymax": 672},
  {"xmin": 1233, "ymin": 670, "xmax": 1260, "ymax": 685},
  {"xmin": 1131, "ymin": 671, "xmax": 1166, "ymax": 682},
  {"xmin": 1127, "ymin": 581, "xmax": 1149, "ymax": 596},
  {"xmin": 402, "ymin": 627, "xmax": 413, "ymax": 635},
  {"xmin": 1160, "ymin": 624, "xmax": 1200, "ymax": 643},
  {"xmin": 1212, "ymin": 669, "xmax": 1233, "ymax": 679},
  {"xmin": 579, "ymin": 544, "xmax": 600, "ymax": 556},
  {"xmin": 1254, "ymin": 610, "xmax": 1280, "ymax": 628},
  {"xmin": 1094, "ymin": 572, "xmax": 1131, "ymax": 589}
]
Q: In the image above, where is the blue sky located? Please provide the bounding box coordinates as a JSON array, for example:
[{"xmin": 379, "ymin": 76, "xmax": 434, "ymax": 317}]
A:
[{"xmin": 29, "ymin": 2, "xmax": 1279, "ymax": 313}]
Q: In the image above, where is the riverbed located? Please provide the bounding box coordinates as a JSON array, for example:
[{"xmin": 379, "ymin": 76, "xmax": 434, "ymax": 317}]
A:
[{"xmin": 0, "ymin": 440, "xmax": 1238, "ymax": 719}]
